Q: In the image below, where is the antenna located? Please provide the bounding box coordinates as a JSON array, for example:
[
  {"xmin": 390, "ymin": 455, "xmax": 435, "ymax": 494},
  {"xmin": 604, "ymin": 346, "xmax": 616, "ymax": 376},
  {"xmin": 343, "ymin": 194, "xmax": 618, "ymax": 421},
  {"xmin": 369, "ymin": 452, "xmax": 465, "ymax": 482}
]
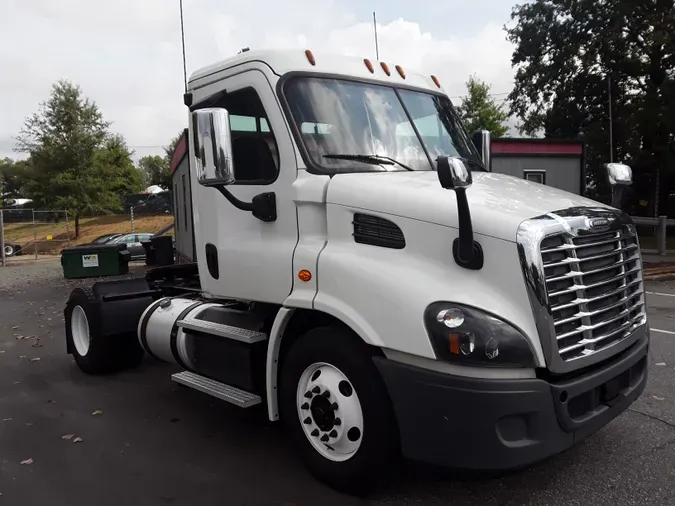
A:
[
  {"xmin": 373, "ymin": 11, "xmax": 379, "ymax": 60},
  {"xmin": 180, "ymin": 0, "xmax": 188, "ymax": 93}
]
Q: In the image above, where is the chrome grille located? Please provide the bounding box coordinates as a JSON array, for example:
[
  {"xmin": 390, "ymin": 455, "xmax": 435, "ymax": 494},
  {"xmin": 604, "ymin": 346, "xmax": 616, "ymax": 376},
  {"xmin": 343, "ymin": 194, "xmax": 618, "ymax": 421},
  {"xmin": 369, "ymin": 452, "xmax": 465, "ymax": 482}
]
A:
[{"xmin": 540, "ymin": 225, "xmax": 646, "ymax": 362}]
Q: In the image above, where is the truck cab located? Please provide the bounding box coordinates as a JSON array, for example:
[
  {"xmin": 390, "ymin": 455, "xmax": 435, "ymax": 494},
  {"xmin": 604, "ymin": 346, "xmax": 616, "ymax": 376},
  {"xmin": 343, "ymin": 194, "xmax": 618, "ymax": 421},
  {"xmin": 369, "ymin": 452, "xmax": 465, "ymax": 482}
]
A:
[{"xmin": 64, "ymin": 49, "xmax": 648, "ymax": 495}]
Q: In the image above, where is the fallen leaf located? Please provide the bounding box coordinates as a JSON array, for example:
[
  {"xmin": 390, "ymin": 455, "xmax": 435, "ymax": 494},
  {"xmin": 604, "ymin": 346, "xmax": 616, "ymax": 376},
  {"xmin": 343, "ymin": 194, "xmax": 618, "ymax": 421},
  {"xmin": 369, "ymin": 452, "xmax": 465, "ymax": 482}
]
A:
[
  {"xmin": 656, "ymin": 362, "xmax": 667, "ymax": 366},
  {"xmin": 73, "ymin": 437, "xmax": 83, "ymax": 443},
  {"xmin": 91, "ymin": 410, "xmax": 103, "ymax": 416},
  {"xmin": 32, "ymin": 343, "xmax": 42, "ymax": 348},
  {"xmin": 30, "ymin": 358, "xmax": 40, "ymax": 362},
  {"xmin": 25, "ymin": 422, "xmax": 34, "ymax": 427},
  {"xmin": 11, "ymin": 326, "xmax": 18, "ymax": 330},
  {"xmin": 61, "ymin": 434, "xmax": 75, "ymax": 440},
  {"xmin": 20, "ymin": 458, "xmax": 33, "ymax": 465},
  {"xmin": 0, "ymin": 351, "xmax": 5, "ymax": 354},
  {"xmin": 3, "ymin": 418, "xmax": 12, "ymax": 422},
  {"xmin": 13, "ymin": 381, "xmax": 20, "ymax": 385},
  {"xmin": 18, "ymin": 355, "xmax": 26, "ymax": 359},
  {"xmin": 652, "ymin": 395, "xmax": 666, "ymax": 401}
]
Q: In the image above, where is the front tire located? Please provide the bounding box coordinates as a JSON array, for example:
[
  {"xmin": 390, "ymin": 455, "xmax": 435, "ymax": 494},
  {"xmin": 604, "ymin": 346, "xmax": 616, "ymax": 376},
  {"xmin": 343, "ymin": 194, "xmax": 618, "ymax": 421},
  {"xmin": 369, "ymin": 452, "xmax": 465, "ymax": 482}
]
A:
[
  {"xmin": 280, "ymin": 326, "xmax": 400, "ymax": 495},
  {"xmin": 65, "ymin": 287, "xmax": 144, "ymax": 374},
  {"xmin": 4, "ymin": 244, "xmax": 15, "ymax": 257}
]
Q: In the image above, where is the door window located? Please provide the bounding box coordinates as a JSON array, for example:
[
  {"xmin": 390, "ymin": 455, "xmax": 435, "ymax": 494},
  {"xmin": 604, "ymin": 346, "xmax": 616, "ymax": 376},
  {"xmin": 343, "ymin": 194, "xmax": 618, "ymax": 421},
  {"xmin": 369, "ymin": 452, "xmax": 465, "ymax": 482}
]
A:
[
  {"xmin": 524, "ymin": 170, "xmax": 546, "ymax": 185},
  {"xmin": 213, "ymin": 87, "xmax": 280, "ymax": 183}
]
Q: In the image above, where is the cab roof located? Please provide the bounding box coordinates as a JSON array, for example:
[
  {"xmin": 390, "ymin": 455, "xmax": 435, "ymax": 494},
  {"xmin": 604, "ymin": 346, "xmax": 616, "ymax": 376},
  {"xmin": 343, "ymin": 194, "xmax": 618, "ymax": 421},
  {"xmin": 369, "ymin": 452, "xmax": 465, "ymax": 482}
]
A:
[{"xmin": 188, "ymin": 49, "xmax": 445, "ymax": 94}]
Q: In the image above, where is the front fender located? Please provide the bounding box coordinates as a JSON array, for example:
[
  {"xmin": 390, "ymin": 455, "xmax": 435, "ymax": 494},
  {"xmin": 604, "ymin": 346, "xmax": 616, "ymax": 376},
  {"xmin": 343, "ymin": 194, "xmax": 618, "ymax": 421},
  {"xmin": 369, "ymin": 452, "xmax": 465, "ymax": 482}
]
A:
[{"xmin": 313, "ymin": 205, "xmax": 545, "ymax": 366}]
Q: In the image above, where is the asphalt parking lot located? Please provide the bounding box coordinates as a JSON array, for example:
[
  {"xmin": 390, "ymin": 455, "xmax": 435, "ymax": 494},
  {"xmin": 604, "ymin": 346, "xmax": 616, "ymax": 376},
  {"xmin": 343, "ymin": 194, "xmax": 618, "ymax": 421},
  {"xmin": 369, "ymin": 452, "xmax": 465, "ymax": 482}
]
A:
[{"xmin": 1, "ymin": 259, "xmax": 675, "ymax": 506}]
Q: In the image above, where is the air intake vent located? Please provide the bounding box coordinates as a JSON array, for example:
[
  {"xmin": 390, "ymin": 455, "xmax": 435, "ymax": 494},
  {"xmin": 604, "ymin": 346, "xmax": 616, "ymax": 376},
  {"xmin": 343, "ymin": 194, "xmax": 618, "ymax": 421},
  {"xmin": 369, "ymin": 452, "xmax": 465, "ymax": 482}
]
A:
[{"xmin": 352, "ymin": 214, "xmax": 405, "ymax": 249}]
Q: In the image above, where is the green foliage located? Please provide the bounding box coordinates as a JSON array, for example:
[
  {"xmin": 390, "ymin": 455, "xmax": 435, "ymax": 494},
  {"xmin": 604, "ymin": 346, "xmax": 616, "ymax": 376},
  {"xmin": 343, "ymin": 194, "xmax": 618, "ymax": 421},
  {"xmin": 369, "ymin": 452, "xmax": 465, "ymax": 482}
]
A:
[
  {"xmin": 139, "ymin": 154, "xmax": 171, "ymax": 188},
  {"xmin": 457, "ymin": 76, "xmax": 509, "ymax": 137},
  {"xmin": 15, "ymin": 80, "xmax": 142, "ymax": 236},
  {"xmin": 507, "ymin": 0, "xmax": 675, "ymax": 209},
  {"xmin": 0, "ymin": 158, "xmax": 31, "ymax": 203},
  {"xmin": 164, "ymin": 130, "xmax": 184, "ymax": 161}
]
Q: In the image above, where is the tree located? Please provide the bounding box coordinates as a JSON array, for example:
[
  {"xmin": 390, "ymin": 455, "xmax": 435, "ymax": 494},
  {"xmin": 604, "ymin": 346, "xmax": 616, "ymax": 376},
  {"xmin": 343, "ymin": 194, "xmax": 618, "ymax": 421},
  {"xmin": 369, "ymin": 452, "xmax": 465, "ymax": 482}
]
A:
[
  {"xmin": 457, "ymin": 75, "xmax": 509, "ymax": 137},
  {"xmin": 139, "ymin": 155, "xmax": 170, "ymax": 188},
  {"xmin": 0, "ymin": 158, "xmax": 30, "ymax": 202},
  {"xmin": 164, "ymin": 130, "xmax": 184, "ymax": 161},
  {"xmin": 15, "ymin": 80, "xmax": 142, "ymax": 236},
  {"xmin": 506, "ymin": 0, "xmax": 675, "ymax": 209}
]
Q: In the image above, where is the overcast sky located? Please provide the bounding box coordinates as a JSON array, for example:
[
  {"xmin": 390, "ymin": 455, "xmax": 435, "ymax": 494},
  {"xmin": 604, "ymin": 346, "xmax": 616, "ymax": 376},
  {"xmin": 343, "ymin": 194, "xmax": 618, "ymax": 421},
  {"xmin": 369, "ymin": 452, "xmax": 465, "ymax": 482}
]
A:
[{"xmin": 1, "ymin": 0, "xmax": 519, "ymax": 162}]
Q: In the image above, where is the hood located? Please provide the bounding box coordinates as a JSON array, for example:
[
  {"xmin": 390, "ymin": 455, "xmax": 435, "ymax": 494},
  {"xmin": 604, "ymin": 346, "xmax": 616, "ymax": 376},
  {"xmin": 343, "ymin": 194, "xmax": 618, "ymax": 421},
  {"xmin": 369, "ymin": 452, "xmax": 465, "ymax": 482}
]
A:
[{"xmin": 326, "ymin": 171, "xmax": 611, "ymax": 242}]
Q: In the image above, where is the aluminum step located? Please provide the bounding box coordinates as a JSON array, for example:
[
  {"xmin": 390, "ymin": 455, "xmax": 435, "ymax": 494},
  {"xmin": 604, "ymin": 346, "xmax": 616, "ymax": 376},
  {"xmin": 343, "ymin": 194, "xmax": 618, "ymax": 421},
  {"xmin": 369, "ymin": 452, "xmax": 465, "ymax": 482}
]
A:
[
  {"xmin": 171, "ymin": 371, "xmax": 261, "ymax": 408},
  {"xmin": 176, "ymin": 317, "xmax": 267, "ymax": 343}
]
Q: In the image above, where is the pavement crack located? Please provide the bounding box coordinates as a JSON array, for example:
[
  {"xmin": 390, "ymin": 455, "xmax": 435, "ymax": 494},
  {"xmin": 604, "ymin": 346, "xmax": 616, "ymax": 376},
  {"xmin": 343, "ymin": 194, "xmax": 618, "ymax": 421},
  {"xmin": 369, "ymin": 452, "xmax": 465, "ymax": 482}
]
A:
[{"xmin": 628, "ymin": 407, "xmax": 675, "ymax": 430}]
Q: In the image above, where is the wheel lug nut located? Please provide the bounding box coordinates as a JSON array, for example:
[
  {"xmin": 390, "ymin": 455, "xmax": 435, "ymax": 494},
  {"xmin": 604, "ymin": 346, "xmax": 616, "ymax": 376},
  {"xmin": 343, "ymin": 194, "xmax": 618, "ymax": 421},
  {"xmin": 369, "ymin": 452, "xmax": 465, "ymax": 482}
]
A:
[
  {"xmin": 301, "ymin": 402, "xmax": 309, "ymax": 410},
  {"xmin": 334, "ymin": 418, "xmax": 341, "ymax": 426},
  {"xmin": 329, "ymin": 430, "xmax": 337, "ymax": 438},
  {"xmin": 312, "ymin": 386, "xmax": 321, "ymax": 394},
  {"xmin": 311, "ymin": 429, "xmax": 319, "ymax": 437},
  {"xmin": 320, "ymin": 434, "xmax": 329, "ymax": 442},
  {"xmin": 304, "ymin": 391, "xmax": 313, "ymax": 399},
  {"xmin": 303, "ymin": 417, "xmax": 312, "ymax": 425},
  {"xmin": 322, "ymin": 390, "xmax": 330, "ymax": 398},
  {"xmin": 331, "ymin": 402, "xmax": 338, "ymax": 410}
]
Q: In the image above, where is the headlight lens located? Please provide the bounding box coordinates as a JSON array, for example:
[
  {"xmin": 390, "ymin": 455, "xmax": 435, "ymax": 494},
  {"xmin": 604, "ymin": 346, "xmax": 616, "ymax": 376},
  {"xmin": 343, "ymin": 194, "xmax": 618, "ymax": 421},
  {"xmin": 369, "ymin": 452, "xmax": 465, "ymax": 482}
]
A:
[{"xmin": 424, "ymin": 302, "xmax": 536, "ymax": 368}]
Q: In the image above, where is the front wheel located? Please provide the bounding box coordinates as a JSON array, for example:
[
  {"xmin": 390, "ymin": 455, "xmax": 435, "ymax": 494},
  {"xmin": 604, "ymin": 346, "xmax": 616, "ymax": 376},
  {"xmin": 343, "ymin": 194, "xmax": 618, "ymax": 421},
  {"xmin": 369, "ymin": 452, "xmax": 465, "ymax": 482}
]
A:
[
  {"xmin": 4, "ymin": 244, "xmax": 15, "ymax": 257},
  {"xmin": 280, "ymin": 326, "xmax": 400, "ymax": 495}
]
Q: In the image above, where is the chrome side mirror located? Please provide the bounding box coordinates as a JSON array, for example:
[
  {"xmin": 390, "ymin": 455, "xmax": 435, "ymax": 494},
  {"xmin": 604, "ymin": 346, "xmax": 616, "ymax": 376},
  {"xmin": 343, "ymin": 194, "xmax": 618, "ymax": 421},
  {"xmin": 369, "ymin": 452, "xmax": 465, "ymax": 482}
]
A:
[
  {"xmin": 604, "ymin": 163, "xmax": 632, "ymax": 209},
  {"xmin": 472, "ymin": 130, "xmax": 491, "ymax": 171},
  {"xmin": 192, "ymin": 108, "xmax": 235, "ymax": 186},
  {"xmin": 437, "ymin": 156, "xmax": 472, "ymax": 190},
  {"xmin": 605, "ymin": 163, "xmax": 632, "ymax": 186}
]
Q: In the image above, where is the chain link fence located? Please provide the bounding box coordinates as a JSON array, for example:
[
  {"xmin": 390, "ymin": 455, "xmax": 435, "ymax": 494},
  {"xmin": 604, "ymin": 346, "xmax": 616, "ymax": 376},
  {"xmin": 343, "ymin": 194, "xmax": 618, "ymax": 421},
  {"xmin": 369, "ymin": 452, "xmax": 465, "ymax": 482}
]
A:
[{"xmin": 0, "ymin": 209, "xmax": 71, "ymax": 265}]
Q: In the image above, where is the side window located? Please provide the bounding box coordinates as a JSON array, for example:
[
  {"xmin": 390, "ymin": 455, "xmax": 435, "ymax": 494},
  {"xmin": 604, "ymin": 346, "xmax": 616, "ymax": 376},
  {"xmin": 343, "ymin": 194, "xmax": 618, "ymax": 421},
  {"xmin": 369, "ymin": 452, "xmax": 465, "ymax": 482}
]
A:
[
  {"xmin": 216, "ymin": 87, "xmax": 279, "ymax": 183},
  {"xmin": 524, "ymin": 170, "xmax": 546, "ymax": 185}
]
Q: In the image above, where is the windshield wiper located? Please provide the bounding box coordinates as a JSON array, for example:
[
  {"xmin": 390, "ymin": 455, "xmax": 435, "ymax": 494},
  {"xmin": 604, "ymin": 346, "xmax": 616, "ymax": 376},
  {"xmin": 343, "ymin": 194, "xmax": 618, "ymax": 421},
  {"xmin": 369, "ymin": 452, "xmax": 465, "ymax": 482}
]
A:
[{"xmin": 323, "ymin": 153, "xmax": 414, "ymax": 171}]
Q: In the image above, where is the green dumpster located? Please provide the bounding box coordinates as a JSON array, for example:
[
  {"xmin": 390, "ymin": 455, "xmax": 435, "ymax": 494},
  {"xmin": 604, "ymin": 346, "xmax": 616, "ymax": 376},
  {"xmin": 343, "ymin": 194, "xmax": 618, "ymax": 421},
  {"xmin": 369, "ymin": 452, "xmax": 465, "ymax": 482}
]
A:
[{"xmin": 61, "ymin": 243, "xmax": 131, "ymax": 279}]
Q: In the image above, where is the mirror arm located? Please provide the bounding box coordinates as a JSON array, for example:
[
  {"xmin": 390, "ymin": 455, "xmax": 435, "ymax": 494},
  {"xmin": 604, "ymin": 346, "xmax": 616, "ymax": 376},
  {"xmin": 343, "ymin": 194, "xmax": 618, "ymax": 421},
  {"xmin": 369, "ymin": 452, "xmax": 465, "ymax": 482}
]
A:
[
  {"xmin": 611, "ymin": 186, "xmax": 625, "ymax": 209},
  {"xmin": 452, "ymin": 188, "xmax": 484, "ymax": 270},
  {"xmin": 213, "ymin": 185, "xmax": 277, "ymax": 222}
]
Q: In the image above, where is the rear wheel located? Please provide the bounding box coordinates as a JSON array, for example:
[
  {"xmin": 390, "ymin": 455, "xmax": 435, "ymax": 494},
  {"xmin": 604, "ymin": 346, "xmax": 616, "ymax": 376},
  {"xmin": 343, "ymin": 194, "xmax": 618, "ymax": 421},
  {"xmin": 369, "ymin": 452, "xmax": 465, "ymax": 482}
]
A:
[
  {"xmin": 4, "ymin": 244, "xmax": 15, "ymax": 257},
  {"xmin": 280, "ymin": 326, "xmax": 400, "ymax": 496},
  {"xmin": 65, "ymin": 287, "xmax": 144, "ymax": 374}
]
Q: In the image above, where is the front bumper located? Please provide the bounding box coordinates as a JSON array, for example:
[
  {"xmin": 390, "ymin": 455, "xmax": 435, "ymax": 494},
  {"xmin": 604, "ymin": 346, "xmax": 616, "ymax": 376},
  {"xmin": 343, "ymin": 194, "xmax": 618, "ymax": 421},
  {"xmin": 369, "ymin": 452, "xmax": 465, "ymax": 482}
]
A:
[{"xmin": 374, "ymin": 328, "xmax": 648, "ymax": 470}]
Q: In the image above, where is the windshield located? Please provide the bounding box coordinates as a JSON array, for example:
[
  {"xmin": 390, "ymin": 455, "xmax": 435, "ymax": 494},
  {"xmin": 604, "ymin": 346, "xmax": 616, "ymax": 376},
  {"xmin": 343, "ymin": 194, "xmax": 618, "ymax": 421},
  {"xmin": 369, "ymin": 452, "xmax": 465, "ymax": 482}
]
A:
[{"xmin": 283, "ymin": 77, "xmax": 484, "ymax": 173}]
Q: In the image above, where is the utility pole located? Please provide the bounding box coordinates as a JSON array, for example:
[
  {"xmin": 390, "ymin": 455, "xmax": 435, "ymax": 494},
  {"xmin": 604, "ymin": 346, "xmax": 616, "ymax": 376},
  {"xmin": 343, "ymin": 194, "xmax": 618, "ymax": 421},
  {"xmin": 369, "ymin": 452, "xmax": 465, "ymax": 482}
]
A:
[
  {"xmin": 608, "ymin": 74, "xmax": 614, "ymax": 163},
  {"xmin": 373, "ymin": 11, "xmax": 379, "ymax": 60}
]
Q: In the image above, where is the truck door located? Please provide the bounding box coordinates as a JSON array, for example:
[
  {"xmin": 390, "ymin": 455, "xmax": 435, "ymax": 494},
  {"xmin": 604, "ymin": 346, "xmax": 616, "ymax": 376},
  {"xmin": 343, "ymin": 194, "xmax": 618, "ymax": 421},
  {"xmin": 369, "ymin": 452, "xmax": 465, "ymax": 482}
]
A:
[{"xmin": 190, "ymin": 69, "xmax": 299, "ymax": 303}]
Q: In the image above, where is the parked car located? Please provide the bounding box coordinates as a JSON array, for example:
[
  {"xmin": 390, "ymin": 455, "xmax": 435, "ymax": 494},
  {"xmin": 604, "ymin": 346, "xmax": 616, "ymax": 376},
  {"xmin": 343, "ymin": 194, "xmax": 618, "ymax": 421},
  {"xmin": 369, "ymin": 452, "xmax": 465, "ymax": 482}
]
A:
[
  {"xmin": 107, "ymin": 233, "xmax": 154, "ymax": 260},
  {"xmin": 90, "ymin": 233, "xmax": 123, "ymax": 245},
  {"xmin": 3, "ymin": 242, "xmax": 22, "ymax": 257}
]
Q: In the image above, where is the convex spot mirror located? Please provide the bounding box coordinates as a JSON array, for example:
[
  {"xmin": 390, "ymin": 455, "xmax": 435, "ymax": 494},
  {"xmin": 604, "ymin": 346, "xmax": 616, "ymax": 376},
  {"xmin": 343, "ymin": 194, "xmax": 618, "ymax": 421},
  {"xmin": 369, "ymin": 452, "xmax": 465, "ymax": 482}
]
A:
[
  {"xmin": 605, "ymin": 163, "xmax": 632, "ymax": 187},
  {"xmin": 437, "ymin": 156, "xmax": 472, "ymax": 190},
  {"xmin": 192, "ymin": 108, "xmax": 235, "ymax": 186}
]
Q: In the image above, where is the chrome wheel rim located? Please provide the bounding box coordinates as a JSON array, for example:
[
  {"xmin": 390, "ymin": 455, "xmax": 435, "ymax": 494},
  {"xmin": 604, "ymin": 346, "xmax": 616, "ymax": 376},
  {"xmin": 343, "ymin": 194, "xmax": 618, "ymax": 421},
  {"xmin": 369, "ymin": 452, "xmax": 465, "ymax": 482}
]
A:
[{"xmin": 71, "ymin": 305, "xmax": 91, "ymax": 356}]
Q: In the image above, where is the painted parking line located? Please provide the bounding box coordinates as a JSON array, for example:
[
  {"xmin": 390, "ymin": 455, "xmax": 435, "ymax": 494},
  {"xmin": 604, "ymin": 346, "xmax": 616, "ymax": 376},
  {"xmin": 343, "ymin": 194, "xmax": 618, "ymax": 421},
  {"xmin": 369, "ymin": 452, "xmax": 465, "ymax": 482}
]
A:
[
  {"xmin": 652, "ymin": 328, "xmax": 675, "ymax": 336},
  {"xmin": 646, "ymin": 291, "xmax": 675, "ymax": 298}
]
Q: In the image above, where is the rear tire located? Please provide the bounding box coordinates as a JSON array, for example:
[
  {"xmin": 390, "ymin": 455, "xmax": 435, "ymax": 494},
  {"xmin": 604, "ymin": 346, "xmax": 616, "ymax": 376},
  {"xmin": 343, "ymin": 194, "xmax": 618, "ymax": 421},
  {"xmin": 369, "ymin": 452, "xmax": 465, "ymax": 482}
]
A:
[
  {"xmin": 280, "ymin": 326, "xmax": 400, "ymax": 496},
  {"xmin": 4, "ymin": 244, "xmax": 15, "ymax": 257},
  {"xmin": 65, "ymin": 287, "xmax": 144, "ymax": 374}
]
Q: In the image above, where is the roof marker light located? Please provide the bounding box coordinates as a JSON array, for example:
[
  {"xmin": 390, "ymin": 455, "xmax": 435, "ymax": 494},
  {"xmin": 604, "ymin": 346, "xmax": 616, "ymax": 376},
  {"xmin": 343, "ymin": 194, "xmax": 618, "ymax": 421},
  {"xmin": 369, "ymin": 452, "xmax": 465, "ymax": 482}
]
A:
[
  {"xmin": 364, "ymin": 58, "xmax": 375, "ymax": 73},
  {"xmin": 380, "ymin": 62, "xmax": 391, "ymax": 76},
  {"xmin": 395, "ymin": 65, "xmax": 406, "ymax": 79},
  {"xmin": 431, "ymin": 75, "xmax": 441, "ymax": 88},
  {"xmin": 305, "ymin": 49, "xmax": 316, "ymax": 66}
]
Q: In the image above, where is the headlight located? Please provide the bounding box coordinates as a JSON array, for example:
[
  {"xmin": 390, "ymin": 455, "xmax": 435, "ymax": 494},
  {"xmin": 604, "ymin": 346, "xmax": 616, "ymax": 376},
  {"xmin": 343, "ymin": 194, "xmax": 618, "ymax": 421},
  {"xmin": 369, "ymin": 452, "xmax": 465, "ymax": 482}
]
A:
[{"xmin": 423, "ymin": 302, "xmax": 536, "ymax": 368}]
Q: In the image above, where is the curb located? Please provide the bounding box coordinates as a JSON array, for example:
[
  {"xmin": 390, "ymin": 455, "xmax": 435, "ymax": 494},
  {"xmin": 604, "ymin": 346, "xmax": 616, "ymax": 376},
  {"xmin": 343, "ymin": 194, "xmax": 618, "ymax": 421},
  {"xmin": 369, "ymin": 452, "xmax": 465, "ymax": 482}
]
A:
[{"xmin": 645, "ymin": 273, "xmax": 675, "ymax": 281}]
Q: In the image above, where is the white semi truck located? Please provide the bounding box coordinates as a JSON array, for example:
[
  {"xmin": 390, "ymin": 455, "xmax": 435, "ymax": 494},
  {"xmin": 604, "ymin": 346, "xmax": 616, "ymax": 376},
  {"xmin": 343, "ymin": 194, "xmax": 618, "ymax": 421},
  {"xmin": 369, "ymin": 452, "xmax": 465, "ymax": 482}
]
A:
[{"xmin": 64, "ymin": 49, "xmax": 649, "ymax": 495}]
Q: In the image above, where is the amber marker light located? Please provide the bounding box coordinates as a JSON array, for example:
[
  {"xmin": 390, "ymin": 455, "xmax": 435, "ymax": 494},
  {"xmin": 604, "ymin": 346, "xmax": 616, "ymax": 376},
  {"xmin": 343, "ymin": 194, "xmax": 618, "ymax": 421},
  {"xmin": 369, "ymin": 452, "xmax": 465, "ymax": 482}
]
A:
[
  {"xmin": 305, "ymin": 49, "xmax": 316, "ymax": 66},
  {"xmin": 380, "ymin": 62, "xmax": 391, "ymax": 76},
  {"xmin": 298, "ymin": 270, "xmax": 312, "ymax": 282},
  {"xmin": 364, "ymin": 58, "xmax": 375, "ymax": 73}
]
